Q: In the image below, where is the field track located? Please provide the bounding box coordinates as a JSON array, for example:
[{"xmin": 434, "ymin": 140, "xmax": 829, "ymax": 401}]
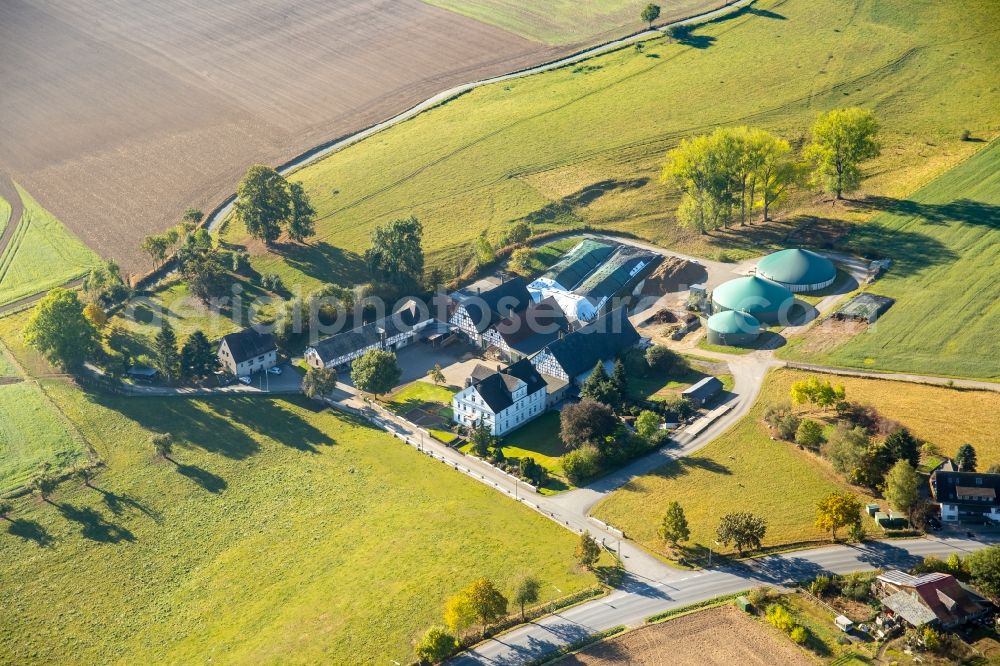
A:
[{"xmin": 0, "ymin": 178, "xmax": 23, "ymax": 264}]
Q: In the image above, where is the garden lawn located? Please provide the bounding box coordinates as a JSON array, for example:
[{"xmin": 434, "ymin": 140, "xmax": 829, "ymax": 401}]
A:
[
  {"xmin": 782, "ymin": 139, "xmax": 1000, "ymax": 379},
  {"xmin": 223, "ymin": 0, "xmax": 999, "ymax": 293},
  {"xmin": 496, "ymin": 411, "xmax": 567, "ymax": 474},
  {"xmin": 387, "ymin": 380, "xmax": 456, "ymax": 413},
  {"xmin": 593, "ymin": 368, "xmax": 878, "ymax": 558},
  {"xmin": 107, "ymin": 278, "xmax": 276, "ymax": 365},
  {"xmin": 0, "ymin": 185, "xmax": 101, "ymax": 305}
]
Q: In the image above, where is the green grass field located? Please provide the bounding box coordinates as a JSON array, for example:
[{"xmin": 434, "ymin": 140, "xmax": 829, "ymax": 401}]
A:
[
  {"xmin": 0, "ymin": 319, "xmax": 596, "ymax": 663},
  {"xmin": 0, "ymin": 195, "xmax": 10, "ymax": 238},
  {"xmin": 593, "ymin": 368, "xmax": 877, "ymax": 557},
  {"xmin": 422, "ymin": 0, "xmax": 726, "ymax": 45},
  {"xmin": 594, "ymin": 366, "xmax": 1000, "ymax": 557},
  {"xmin": 0, "ymin": 340, "xmax": 89, "ymax": 493},
  {"xmin": 782, "ymin": 140, "xmax": 1000, "ymax": 379},
  {"xmin": 0, "ymin": 185, "xmax": 101, "ymax": 306},
  {"xmin": 224, "ymin": 0, "xmax": 999, "ymax": 297}
]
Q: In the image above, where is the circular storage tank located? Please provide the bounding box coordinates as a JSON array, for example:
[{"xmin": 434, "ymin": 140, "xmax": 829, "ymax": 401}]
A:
[
  {"xmin": 756, "ymin": 248, "xmax": 836, "ymax": 293},
  {"xmin": 711, "ymin": 276, "xmax": 794, "ymax": 324},
  {"xmin": 707, "ymin": 310, "xmax": 761, "ymax": 347}
]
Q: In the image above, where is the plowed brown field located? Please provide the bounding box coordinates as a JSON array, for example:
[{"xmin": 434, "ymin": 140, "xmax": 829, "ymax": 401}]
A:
[
  {"xmin": 561, "ymin": 606, "xmax": 813, "ymax": 665},
  {"xmin": 0, "ymin": 0, "xmax": 564, "ymax": 272}
]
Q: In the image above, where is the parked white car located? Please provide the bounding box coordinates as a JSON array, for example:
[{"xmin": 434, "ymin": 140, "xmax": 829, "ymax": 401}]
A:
[
  {"xmin": 267, "ymin": 366, "xmax": 282, "ymax": 375},
  {"xmin": 238, "ymin": 376, "xmax": 252, "ymax": 386}
]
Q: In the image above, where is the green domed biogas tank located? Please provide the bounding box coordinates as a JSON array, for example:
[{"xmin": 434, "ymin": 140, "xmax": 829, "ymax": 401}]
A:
[
  {"xmin": 756, "ymin": 248, "xmax": 836, "ymax": 293},
  {"xmin": 711, "ymin": 276, "xmax": 794, "ymax": 324},
  {"xmin": 707, "ymin": 310, "xmax": 761, "ymax": 346}
]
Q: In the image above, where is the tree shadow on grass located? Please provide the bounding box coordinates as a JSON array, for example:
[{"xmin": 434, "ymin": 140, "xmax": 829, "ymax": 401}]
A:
[
  {"xmin": 5, "ymin": 518, "xmax": 55, "ymax": 547},
  {"xmin": 208, "ymin": 396, "xmax": 335, "ymax": 453},
  {"xmin": 748, "ymin": 7, "xmax": 787, "ymax": 20},
  {"xmin": 847, "ymin": 196, "xmax": 1000, "ymax": 230},
  {"xmin": 175, "ymin": 464, "xmax": 227, "ymax": 494},
  {"xmin": 280, "ymin": 242, "xmax": 368, "ymax": 287},
  {"xmin": 89, "ymin": 484, "xmax": 163, "ymax": 524},
  {"xmin": 89, "ymin": 392, "xmax": 261, "ymax": 460},
  {"xmin": 519, "ymin": 178, "xmax": 649, "ymax": 226},
  {"xmin": 56, "ymin": 503, "xmax": 135, "ymax": 544}
]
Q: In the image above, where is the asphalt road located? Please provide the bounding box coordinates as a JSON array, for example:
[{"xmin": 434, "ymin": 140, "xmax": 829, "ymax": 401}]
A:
[{"xmin": 455, "ymin": 534, "xmax": 998, "ymax": 665}]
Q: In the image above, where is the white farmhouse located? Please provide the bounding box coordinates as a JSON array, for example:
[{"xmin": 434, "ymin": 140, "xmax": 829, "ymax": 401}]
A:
[
  {"xmin": 452, "ymin": 359, "xmax": 547, "ymax": 436},
  {"xmin": 217, "ymin": 329, "xmax": 278, "ymax": 377}
]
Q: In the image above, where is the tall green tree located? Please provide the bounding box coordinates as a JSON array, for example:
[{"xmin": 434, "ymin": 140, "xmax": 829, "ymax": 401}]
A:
[
  {"xmin": 32, "ymin": 470, "xmax": 58, "ymax": 504},
  {"xmin": 474, "ymin": 233, "xmax": 495, "ymax": 266},
  {"xmin": 575, "ymin": 532, "xmax": 601, "ymax": 570},
  {"xmin": 815, "ymin": 492, "xmax": 862, "ymax": 542},
  {"xmin": 287, "ymin": 181, "xmax": 316, "ymax": 243},
  {"xmin": 364, "ymin": 216, "xmax": 424, "ymax": 286},
  {"xmin": 511, "ymin": 574, "xmax": 541, "ymax": 621},
  {"xmin": 350, "ymin": 349, "xmax": 401, "ymax": 397},
  {"xmin": 150, "ymin": 433, "xmax": 174, "ymax": 460},
  {"xmin": 83, "ymin": 260, "xmax": 127, "ymax": 306},
  {"xmin": 234, "ymin": 164, "xmax": 292, "ymax": 243},
  {"xmin": 804, "ymin": 107, "xmax": 880, "ymax": 199},
  {"xmin": 153, "ymin": 322, "xmax": 181, "ymax": 382},
  {"xmin": 415, "ymin": 627, "xmax": 456, "ymax": 664},
  {"xmin": 141, "ymin": 234, "xmax": 170, "ymax": 268},
  {"xmin": 885, "ymin": 428, "xmax": 920, "ymax": 469},
  {"xmin": 560, "ymin": 399, "xmax": 617, "ymax": 448},
  {"xmin": 180, "ymin": 330, "xmax": 217, "ymax": 379},
  {"xmin": 659, "ymin": 501, "xmax": 690, "ymax": 548},
  {"xmin": 716, "ymin": 512, "xmax": 767, "ymax": 555},
  {"xmin": 640, "ymin": 3, "xmax": 661, "ymax": 28},
  {"xmin": 967, "ymin": 546, "xmax": 1000, "ymax": 600},
  {"xmin": 883, "ymin": 461, "xmax": 920, "ymax": 514},
  {"xmin": 303, "ymin": 366, "xmax": 338, "ymax": 399},
  {"xmin": 465, "ymin": 578, "xmax": 508, "ymax": 635},
  {"xmin": 25, "ymin": 288, "xmax": 100, "ymax": 370},
  {"xmin": 956, "ymin": 443, "xmax": 978, "ymax": 472},
  {"xmin": 469, "ymin": 419, "xmax": 493, "ymax": 457},
  {"xmin": 180, "ymin": 250, "xmax": 229, "ymax": 304},
  {"xmin": 756, "ymin": 134, "xmax": 797, "ymax": 221}
]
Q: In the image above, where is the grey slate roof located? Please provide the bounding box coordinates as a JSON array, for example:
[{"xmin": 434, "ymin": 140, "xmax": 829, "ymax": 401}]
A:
[
  {"xmin": 470, "ymin": 358, "xmax": 546, "ymax": 414},
  {"xmin": 493, "ymin": 296, "xmax": 570, "ymax": 356},
  {"xmin": 220, "ymin": 329, "xmax": 277, "ymax": 364},
  {"xmin": 309, "ymin": 302, "xmax": 428, "ymax": 365},
  {"xmin": 539, "ymin": 307, "xmax": 639, "ymax": 379},
  {"xmin": 931, "ymin": 470, "xmax": 1000, "ymax": 508},
  {"xmin": 460, "ymin": 277, "xmax": 533, "ymax": 333}
]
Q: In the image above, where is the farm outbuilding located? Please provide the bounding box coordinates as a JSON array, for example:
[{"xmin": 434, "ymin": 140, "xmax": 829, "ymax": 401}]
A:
[
  {"xmin": 711, "ymin": 276, "xmax": 794, "ymax": 325},
  {"xmin": 755, "ymin": 248, "xmax": 837, "ymax": 293},
  {"xmin": 706, "ymin": 310, "xmax": 761, "ymax": 347},
  {"xmin": 833, "ymin": 293, "xmax": 896, "ymax": 323}
]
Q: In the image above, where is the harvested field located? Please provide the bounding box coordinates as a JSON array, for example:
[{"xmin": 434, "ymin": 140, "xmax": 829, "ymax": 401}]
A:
[
  {"xmin": 0, "ymin": 0, "xmax": 567, "ymax": 273},
  {"xmin": 424, "ymin": 0, "xmax": 729, "ymax": 45},
  {"xmin": 561, "ymin": 605, "xmax": 812, "ymax": 665},
  {"xmin": 641, "ymin": 256, "xmax": 707, "ymax": 295}
]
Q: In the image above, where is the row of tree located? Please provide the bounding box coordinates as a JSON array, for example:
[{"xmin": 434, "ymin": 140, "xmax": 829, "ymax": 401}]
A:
[{"xmin": 662, "ymin": 108, "xmax": 880, "ymax": 233}]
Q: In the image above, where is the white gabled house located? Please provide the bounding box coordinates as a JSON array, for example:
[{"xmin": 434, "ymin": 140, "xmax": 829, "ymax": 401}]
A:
[
  {"xmin": 217, "ymin": 329, "xmax": 278, "ymax": 377},
  {"xmin": 452, "ymin": 359, "xmax": 547, "ymax": 436}
]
